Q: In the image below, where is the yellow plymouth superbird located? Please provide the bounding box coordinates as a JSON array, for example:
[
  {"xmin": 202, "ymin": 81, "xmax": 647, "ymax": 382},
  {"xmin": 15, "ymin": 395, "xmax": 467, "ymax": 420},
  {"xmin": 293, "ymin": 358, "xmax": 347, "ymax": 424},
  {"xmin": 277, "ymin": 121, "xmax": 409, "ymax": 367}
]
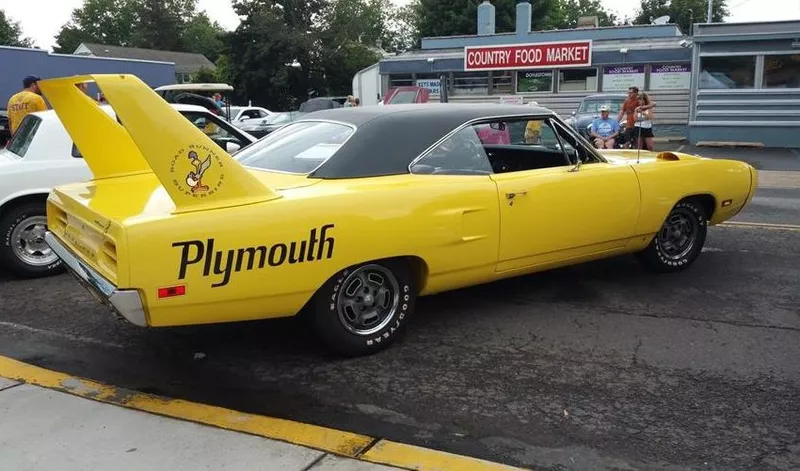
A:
[{"xmin": 41, "ymin": 74, "xmax": 756, "ymax": 357}]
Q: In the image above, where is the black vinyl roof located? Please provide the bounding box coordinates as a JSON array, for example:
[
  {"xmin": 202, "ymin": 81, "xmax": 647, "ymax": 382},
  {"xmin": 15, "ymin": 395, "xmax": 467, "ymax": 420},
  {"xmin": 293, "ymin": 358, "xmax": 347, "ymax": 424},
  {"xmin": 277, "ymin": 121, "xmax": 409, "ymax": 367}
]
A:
[{"xmin": 304, "ymin": 103, "xmax": 556, "ymax": 179}]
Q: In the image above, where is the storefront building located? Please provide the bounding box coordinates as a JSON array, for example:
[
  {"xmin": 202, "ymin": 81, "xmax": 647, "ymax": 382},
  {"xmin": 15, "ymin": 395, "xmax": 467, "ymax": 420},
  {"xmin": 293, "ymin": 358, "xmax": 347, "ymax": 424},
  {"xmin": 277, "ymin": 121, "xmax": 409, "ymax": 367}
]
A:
[
  {"xmin": 366, "ymin": 2, "xmax": 799, "ymax": 146},
  {"xmin": 688, "ymin": 21, "xmax": 800, "ymax": 148},
  {"xmin": 374, "ymin": 1, "xmax": 693, "ymax": 136}
]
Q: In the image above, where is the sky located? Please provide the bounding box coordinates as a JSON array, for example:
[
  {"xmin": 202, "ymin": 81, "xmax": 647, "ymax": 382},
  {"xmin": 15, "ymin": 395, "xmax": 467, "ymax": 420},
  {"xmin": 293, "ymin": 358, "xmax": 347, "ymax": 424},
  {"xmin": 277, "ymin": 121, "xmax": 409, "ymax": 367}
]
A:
[{"xmin": 1, "ymin": 0, "xmax": 799, "ymax": 52}]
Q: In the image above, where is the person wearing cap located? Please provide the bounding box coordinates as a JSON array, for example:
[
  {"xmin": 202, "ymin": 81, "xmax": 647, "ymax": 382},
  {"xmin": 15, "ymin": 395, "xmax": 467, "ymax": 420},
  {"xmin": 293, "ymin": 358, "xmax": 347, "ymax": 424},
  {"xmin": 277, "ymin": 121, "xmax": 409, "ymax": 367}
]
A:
[
  {"xmin": 6, "ymin": 75, "xmax": 48, "ymax": 136},
  {"xmin": 589, "ymin": 105, "xmax": 620, "ymax": 149}
]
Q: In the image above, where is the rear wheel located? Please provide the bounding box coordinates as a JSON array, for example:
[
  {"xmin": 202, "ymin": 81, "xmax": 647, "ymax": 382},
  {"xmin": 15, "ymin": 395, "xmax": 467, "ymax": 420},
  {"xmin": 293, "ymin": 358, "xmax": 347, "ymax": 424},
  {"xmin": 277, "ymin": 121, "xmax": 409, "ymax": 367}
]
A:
[
  {"xmin": 311, "ymin": 259, "xmax": 416, "ymax": 357},
  {"xmin": 636, "ymin": 200, "xmax": 708, "ymax": 273},
  {"xmin": 0, "ymin": 202, "xmax": 64, "ymax": 278}
]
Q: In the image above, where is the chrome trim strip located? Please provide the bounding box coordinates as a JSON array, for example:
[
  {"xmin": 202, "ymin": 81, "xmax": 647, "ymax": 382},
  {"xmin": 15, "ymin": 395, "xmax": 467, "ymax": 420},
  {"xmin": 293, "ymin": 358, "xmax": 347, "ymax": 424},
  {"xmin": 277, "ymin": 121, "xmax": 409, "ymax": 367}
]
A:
[{"xmin": 45, "ymin": 231, "xmax": 148, "ymax": 327}]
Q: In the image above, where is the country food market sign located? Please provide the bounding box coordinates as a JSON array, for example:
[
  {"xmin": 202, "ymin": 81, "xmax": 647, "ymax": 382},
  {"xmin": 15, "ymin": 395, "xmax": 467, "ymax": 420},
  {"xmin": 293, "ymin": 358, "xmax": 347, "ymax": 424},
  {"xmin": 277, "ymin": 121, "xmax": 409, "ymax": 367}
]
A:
[{"xmin": 464, "ymin": 40, "xmax": 592, "ymax": 71}]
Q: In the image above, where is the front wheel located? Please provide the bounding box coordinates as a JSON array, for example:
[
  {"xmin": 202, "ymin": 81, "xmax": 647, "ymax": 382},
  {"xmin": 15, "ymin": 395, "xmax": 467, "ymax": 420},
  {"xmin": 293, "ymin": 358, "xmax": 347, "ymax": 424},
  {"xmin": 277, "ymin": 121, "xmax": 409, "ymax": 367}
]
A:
[
  {"xmin": 636, "ymin": 200, "xmax": 708, "ymax": 273},
  {"xmin": 311, "ymin": 259, "xmax": 417, "ymax": 357},
  {"xmin": 0, "ymin": 202, "xmax": 64, "ymax": 278}
]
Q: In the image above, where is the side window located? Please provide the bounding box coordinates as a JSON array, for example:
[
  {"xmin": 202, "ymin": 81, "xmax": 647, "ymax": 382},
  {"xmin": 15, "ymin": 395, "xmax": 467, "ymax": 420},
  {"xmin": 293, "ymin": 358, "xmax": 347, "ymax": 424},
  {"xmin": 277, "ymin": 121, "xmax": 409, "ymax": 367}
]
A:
[
  {"xmin": 71, "ymin": 143, "xmax": 83, "ymax": 158},
  {"xmin": 181, "ymin": 111, "xmax": 248, "ymax": 152},
  {"xmin": 410, "ymin": 125, "xmax": 494, "ymax": 175},
  {"xmin": 242, "ymin": 110, "xmax": 261, "ymax": 119},
  {"xmin": 412, "ymin": 117, "xmax": 585, "ymax": 176},
  {"xmin": 6, "ymin": 115, "xmax": 41, "ymax": 159},
  {"xmin": 548, "ymin": 119, "xmax": 601, "ymax": 164}
]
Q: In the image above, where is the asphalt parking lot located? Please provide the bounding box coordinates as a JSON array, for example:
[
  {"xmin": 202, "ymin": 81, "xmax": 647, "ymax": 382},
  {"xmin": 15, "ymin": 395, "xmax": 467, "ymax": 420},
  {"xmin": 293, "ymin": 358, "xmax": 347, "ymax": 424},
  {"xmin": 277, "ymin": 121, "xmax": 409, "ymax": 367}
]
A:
[{"xmin": 1, "ymin": 147, "xmax": 798, "ymax": 471}]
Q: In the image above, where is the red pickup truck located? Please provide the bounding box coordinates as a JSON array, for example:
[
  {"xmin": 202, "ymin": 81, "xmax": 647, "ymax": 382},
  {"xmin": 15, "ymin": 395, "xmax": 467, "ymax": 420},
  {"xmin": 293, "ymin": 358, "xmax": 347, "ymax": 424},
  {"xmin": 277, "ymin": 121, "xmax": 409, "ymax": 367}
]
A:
[{"xmin": 382, "ymin": 86, "xmax": 430, "ymax": 105}]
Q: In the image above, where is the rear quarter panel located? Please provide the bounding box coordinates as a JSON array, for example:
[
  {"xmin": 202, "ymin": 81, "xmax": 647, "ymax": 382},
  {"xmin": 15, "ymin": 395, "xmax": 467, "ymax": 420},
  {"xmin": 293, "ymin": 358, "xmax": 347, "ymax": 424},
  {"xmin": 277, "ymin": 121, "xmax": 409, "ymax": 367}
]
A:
[
  {"xmin": 632, "ymin": 156, "xmax": 754, "ymax": 236},
  {"xmin": 123, "ymin": 173, "xmax": 500, "ymax": 327}
]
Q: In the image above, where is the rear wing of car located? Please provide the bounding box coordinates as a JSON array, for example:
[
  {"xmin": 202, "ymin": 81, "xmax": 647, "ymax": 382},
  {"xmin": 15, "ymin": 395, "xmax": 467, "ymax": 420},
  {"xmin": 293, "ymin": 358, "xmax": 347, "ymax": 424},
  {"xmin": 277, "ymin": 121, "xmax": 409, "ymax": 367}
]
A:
[{"xmin": 38, "ymin": 74, "xmax": 279, "ymax": 213}]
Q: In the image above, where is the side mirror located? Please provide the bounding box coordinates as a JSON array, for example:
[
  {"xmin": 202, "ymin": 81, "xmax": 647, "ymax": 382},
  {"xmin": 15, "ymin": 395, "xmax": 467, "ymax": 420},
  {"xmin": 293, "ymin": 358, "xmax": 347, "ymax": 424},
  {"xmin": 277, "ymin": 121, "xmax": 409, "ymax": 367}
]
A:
[{"xmin": 225, "ymin": 141, "xmax": 241, "ymax": 153}]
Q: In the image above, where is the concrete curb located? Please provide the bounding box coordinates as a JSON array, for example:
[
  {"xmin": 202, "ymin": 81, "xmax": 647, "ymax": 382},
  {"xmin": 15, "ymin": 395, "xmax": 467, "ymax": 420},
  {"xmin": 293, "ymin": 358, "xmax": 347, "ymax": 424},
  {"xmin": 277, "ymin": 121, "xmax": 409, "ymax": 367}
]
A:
[{"xmin": 0, "ymin": 355, "xmax": 529, "ymax": 471}]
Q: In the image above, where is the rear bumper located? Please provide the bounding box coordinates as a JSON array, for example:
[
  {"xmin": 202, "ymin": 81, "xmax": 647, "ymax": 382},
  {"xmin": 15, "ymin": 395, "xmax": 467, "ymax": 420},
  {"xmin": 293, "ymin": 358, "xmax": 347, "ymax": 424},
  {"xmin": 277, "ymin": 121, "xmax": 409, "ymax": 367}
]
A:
[{"xmin": 44, "ymin": 232, "xmax": 148, "ymax": 327}]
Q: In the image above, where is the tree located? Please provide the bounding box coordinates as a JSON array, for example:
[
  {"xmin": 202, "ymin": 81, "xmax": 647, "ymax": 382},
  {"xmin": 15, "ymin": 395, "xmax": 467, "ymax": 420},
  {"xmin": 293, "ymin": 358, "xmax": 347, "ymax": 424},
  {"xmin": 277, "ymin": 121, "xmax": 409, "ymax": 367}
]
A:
[
  {"xmin": 52, "ymin": 0, "xmax": 226, "ymax": 59},
  {"xmin": 409, "ymin": 0, "xmax": 563, "ymax": 40},
  {"xmin": 0, "ymin": 9, "xmax": 34, "ymax": 48},
  {"xmin": 182, "ymin": 12, "xmax": 227, "ymax": 63},
  {"xmin": 225, "ymin": 0, "xmax": 319, "ymax": 110},
  {"xmin": 192, "ymin": 66, "xmax": 219, "ymax": 83},
  {"xmin": 52, "ymin": 0, "xmax": 138, "ymax": 53},
  {"xmin": 633, "ymin": 0, "xmax": 729, "ymax": 34},
  {"xmin": 130, "ymin": 0, "xmax": 198, "ymax": 51},
  {"xmin": 552, "ymin": 0, "xmax": 618, "ymax": 29}
]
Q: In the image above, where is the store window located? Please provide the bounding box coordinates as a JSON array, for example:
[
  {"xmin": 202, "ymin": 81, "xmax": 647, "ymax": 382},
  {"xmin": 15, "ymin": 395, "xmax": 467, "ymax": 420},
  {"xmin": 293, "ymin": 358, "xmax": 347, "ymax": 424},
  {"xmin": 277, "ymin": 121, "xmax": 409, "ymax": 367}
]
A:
[
  {"xmin": 516, "ymin": 70, "xmax": 553, "ymax": 93},
  {"xmin": 389, "ymin": 74, "xmax": 413, "ymax": 87},
  {"xmin": 452, "ymin": 72, "xmax": 489, "ymax": 96},
  {"xmin": 492, "ymin": 71, "xmax": 513, "ymax": 95},
  {"xmin": 558, "ymin": 68, "xmax": 597, "ymax": 92},
  {"xmin": 699, "ymin": 56, "xmax": 755, "ymax": 89},
  {"xmin": 763, "ymin": 54, "xmax": 800, "ymax": 89}
]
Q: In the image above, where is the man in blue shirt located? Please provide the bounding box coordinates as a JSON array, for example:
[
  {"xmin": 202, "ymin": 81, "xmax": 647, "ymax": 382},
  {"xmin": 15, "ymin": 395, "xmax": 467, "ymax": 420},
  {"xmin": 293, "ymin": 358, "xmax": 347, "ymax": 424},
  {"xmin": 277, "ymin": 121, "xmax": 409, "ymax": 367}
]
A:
[{"xmin": 589, "ymin": 105, "xmax": 620, "ymax": 149}]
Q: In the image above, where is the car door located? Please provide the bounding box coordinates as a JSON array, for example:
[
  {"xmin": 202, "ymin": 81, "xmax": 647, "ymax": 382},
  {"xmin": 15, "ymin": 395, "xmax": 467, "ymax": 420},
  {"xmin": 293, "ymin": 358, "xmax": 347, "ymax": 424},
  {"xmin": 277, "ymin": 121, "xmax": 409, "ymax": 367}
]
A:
[
  {"xmin": 179, "ymin": 110, "xmax": 254, "ymax": 153},
  {"xmin": 489, "ymin": 117, "xmax": 641, "ymax": 273}
]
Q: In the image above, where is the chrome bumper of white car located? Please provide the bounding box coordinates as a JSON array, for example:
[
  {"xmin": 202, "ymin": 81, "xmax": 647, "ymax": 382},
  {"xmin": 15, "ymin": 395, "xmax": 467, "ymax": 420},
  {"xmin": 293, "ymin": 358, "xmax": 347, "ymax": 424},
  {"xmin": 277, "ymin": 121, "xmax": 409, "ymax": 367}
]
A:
[{"xmin": 44, "ymin": 232, "xmax": 148, "ymax": 327}]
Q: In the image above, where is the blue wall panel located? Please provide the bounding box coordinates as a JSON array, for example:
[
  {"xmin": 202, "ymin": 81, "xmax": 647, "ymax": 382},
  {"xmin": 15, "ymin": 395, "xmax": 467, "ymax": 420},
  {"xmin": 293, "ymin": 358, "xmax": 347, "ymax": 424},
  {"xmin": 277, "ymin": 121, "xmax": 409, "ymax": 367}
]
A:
[{"xmin": 1, "ymin": 46, "xmax": 176, "ymax": 106}]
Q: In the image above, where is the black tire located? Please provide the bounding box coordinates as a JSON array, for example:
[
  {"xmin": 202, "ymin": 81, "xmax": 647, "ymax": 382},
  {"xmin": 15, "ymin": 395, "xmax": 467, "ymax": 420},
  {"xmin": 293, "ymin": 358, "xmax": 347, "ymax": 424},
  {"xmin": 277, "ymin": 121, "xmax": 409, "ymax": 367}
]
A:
[
  {"xmin": 310, "ymin": 259, "xmax": 417, "ymax": 357},
  {"xmin": 0, "ymin": 202, "xmax": 64, "ymax": 278},
  {"xmin": 636, "ymin": 199, "xmax": 708, "ymax": 273}
]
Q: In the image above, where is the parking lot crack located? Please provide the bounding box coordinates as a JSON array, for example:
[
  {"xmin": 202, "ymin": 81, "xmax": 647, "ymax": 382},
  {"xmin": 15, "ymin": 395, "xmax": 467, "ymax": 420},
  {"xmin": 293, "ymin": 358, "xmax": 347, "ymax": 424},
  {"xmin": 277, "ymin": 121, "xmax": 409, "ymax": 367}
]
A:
[{"xmin": 631, "ymin": 338, "xmax": 643, "ymax": 367}]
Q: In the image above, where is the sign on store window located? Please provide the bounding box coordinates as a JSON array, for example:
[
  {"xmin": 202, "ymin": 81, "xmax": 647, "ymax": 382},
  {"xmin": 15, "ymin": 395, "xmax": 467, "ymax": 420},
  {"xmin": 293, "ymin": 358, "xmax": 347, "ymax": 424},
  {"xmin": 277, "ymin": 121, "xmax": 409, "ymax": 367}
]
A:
[
  {"xmin": 650, "ymin": 63, "xmax": 691, "ymax": 90},
  {"xmin": 517, "ymin": 71, "xmax": 553, "ymax": 92},
  {"xmin": 602, "ymin": 65, "xmax": 645, "ymax": 91},
  {"xmin": 464, "ymin": 40, "xmax": 592, "ymax": 71},
  {"xmin": 416, "ymin": 79, "xmax": 441, "ymax": 94}
]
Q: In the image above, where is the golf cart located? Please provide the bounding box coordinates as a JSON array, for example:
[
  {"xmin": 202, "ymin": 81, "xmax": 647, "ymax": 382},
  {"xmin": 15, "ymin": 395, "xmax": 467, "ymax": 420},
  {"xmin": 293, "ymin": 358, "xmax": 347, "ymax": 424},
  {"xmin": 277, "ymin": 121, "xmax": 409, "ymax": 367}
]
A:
[{"xmin": 154, "ymin": 83, "xmax": 235, "ymax": 122}]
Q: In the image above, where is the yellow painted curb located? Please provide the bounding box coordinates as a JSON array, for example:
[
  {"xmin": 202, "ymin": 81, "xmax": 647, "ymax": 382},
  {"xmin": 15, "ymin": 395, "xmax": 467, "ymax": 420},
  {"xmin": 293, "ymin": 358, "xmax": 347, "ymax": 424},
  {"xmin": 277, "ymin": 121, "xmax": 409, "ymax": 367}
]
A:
[
  {"xmin": 361, "ymin": 440, "xmax": 529, "ymax": 470},
  {"xmin": 0, "ymin": 355, "xmax": 532, "ymax": 470},
  {"xmin": 0, "ymin": 355, "xmax": 370, "ymax": 457},
  {"xmin": 718, "ymin": 221, "xmax": 800, "ymax": 232}
]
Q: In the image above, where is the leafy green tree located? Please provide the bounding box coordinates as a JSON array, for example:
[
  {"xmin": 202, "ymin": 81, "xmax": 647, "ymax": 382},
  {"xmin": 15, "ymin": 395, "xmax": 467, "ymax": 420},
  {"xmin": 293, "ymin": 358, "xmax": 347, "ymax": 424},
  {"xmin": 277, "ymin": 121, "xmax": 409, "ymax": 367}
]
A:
[
  {"xmin": 225, "ymin": 0, "xmax": 318, "ymax": 110},
  {"xmin": 633, "ymin": 0, "xmax": 729, "ymax": 34},
  {"xmin": 552, "ymin": 0, "xmax": 618, "ymax": 28},
  {"xmin": 130, "ymin": 0, "xmax": 198, "ymax": 51},
  {"xmin": 0, "ymin": 9, "xmax": 34, "ymax": 47},
  {"xmin": 52, "ymin": 0, "xmax": 138, "ymax": 53},
  {"xmin": 192, "ymin": 66, "xmax": 219, "ymax": 83},
  {"xmin": 182, "ymin": 11, "xmax": 227, "ymax": 62},
  {"xmin": 409, "ymin": 0, "xmax": 563, "ymax": 39}
]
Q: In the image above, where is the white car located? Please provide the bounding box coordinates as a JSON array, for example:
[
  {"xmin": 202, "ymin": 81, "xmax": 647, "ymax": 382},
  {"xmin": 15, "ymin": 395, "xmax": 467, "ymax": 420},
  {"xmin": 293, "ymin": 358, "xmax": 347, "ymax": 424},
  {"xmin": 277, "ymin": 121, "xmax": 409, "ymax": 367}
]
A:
[
  {"xmin": 227, "ymin": 106, "xmax": 273, "ymax": 124},
  {"xmin": 0, "ymin": 103, "xmax": 256, "ymax": 278}
]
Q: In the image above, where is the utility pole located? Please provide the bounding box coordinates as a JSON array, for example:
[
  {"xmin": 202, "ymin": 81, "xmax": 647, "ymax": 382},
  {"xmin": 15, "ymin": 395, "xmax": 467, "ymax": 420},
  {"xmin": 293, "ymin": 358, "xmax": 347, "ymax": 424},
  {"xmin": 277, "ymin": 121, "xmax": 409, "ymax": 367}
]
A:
[{"xmin": 707, "ymin": 0, "xmax": 713, "ymax": 23}]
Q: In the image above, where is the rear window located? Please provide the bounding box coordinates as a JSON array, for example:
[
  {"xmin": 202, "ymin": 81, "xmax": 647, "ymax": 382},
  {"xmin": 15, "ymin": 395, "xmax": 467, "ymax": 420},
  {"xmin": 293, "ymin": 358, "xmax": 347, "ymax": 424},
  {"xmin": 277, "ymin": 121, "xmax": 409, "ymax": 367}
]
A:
[
  {"xmin": 6, "ymin": 115, "xmax": 41, "ymax": 159},
  {"xmin": 234, "ymin": 121, "xmax": 354, "ymax": 174}
]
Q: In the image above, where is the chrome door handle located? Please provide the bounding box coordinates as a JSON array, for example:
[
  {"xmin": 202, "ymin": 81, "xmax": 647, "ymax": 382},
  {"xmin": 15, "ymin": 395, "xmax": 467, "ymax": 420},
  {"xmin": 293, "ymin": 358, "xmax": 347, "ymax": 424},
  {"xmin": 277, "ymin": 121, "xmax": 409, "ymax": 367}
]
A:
[{"xmin": 506, "ymin": 191, "xmax": 528, "ymax": 199}]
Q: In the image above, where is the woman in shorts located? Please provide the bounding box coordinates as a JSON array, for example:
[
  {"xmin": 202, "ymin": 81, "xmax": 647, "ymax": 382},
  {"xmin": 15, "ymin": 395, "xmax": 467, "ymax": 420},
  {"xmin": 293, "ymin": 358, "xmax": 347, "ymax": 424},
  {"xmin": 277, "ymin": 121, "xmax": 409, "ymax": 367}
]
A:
[{"xmin": 634, "ymin": 93, "xmax": 655, "ymax": 151}]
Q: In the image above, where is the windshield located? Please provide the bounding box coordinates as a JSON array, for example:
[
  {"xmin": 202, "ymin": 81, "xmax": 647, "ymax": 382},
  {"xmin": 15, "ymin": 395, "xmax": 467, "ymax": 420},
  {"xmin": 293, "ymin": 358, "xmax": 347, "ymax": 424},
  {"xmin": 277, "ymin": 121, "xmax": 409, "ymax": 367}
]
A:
[
  {"xmin": 578, "ymin": 99, "xmax": 623, "ymax": 114},
  {"xmin": 388, "ymin": 90, "xmax": 418, "ymax": 104},
  {"xmin": 234, "ymin": 120, "xmax": 354, "ymax": 174},
  {"xmin": 6, "ymin": 115, "xmax": 42, "ymax": 159}
]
